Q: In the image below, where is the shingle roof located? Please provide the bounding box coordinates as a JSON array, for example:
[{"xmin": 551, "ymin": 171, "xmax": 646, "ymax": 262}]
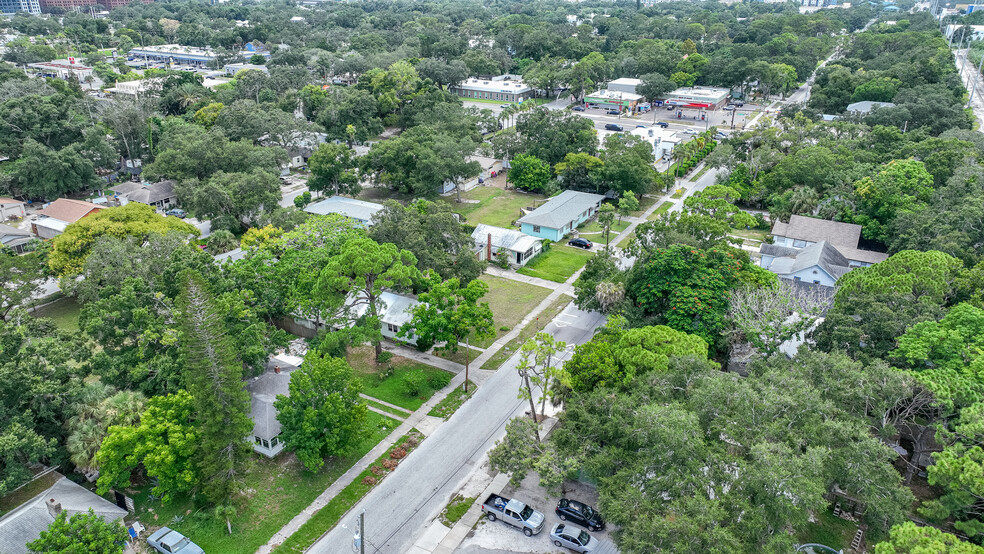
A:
[
  {"xmin": 792, "ymin": 241, "xmax": 851, "ymax": 279},
  {"xmin": 472, "ymin": 224, "xmax": 541, "ymax": 253},
  {"xmin": 248, "ymin": 359, "xmax": 297, "ymax": 441},
  {"xmin": 0, "ymin": 476, "xmax": 127, "ymax": 554},
  {"xmin": 0, "ymin": 224, "xmax": 33, "ymax": 249},
  {"xmin": 214, "ymin": 248, "xmax": 246, "ymax": 264},
  {"xmin": 516, "ymin": 190, "xmax": 605, "ymax": 229},
  {"xmin": 770, "ymin": 215, "xmax": 862, "ymax": 249},
  {"xmin": 36, "ymin": 199, "xmax": 103, "ymax": 224},
  {"xmin": 304, "ymin": 196, "xmax": 384, "ymax": 224},
  {"xmin": 110, "ymin": 181, "xmax": 176, "ymax": 205},
  {"xmin": 759, "ymin": 243, "xmax": 800, "ymax": 258},
  {"xmin": 0, "ymin": 197, "xmax": 24, "ymax": 206}
]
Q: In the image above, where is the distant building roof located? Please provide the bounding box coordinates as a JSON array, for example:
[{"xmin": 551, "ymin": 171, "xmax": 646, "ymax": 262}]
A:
[
  {"xmin": 585, "ymin": 89, "xmax": 643, "ymax": 102},
  {"xmin": 517, "ymin": 190, "xmax": 606, "ymax": 229},
  {"xmin": 248, "ymin": 359, "xmax": 297, "ymax": 441},
  {"xmin": 0, "ymin": 197, "xmax": 24, "ymax": 206},
  {"xmin": 455, "ymin": 76, "xmax": 531, "ymax": 94},
  {"xmin": 0, "ymin": 475, "xmax": 127, "ymax": 554},
  {"xmin": 36, "ymin": 199, "xmax": 103, "ymax": 224},
  {"xmin": 846, "ymin": 100, "xmax": 896, "ymax": 114},
  {"xmin": 304, "ymin": 196, "xmax": 384, "ymax": 224},
  {"xmin": 472, "ymin": 223, "xmax": 542, "ymax": 253},
  {"xmin": 346, "ymin": 291, "xmax": 419, "ymax": 327},
  {"xmin": 0, "ymin": 223, "xmax": 33, "ymax": 250},
  {"xmin": 109, "ymin": 181, "xmax": 175, "ymax": 205},
  {"xmin": 770, "ymin": 214, "xmax": 861, "ymax": 249},
  {"xmin": 609, "ymin": 77, "xmax": 643, "ymax": 87},
  {"xmin": 214, "ymin": 247, "xmax": 246, "ymax": 264}
]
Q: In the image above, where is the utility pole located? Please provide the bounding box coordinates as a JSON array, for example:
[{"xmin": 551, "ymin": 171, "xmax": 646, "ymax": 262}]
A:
[
  {"xmin": 969, "ymin": 51, "xmax": 984, "ymax": 107},
  {"xmin": 359, "ymin": 510, "xmax": 365, "ymax": 554}
]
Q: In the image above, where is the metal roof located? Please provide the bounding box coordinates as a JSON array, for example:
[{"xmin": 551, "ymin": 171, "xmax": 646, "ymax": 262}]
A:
[
  {"xmin": 304, "ymin": 196, "xmax": 384, "ymax": 224},
  {"xmin": 472, "ymin": 224, "xmax": 542, "ymax": 253},
  {"xmin": 516, "ymin": 190, "xmax": 605, "ymax": 229}
]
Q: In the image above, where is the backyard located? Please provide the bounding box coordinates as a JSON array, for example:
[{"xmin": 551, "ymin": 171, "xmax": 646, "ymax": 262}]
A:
[
  {"xmin": 444, "ymin": 187, "xmax": 546, "ymax": 228},
  {"xmin": 30, "ymin": 296, "xmax": 81, "ymax": 332},
  {"xmin": 128, "ymin": 411, "xmax": 399, "ymax": 554},
  {"xmin": 476, "ymin": 273, "xmax": 552, "ymax": 347},
  {"xmin": 517, "ymin": 245, "xmax": 593, "ymax": 283},
  {"xmin": 347, "ymin": 346, "xmax": 452, "ymax": 411}
]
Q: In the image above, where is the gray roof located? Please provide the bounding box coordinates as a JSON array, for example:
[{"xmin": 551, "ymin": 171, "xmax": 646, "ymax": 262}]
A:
[
  {"xmin": 110, "ymin": 181, "xmax": 176, "ymax": 204},
  {"xmin": 304, "ymin": 196, "xmax": 384, "ymax": 224},
  {"xmin": 472, "ymin": 224, "xmax": 541, "ymax": 253},
  {"xmin": 0, "ymin": 223, "xmax": 32, "ymax": 247},
  {"xmin": 759, "ymin": 243, "xmax": 800, "ymax": 258},
  {"xmin": 770, "ymin": 215, "xmax": 862, "ymax": 249},
  {"xmin": 516, "ymin": 190, "xmax": 605, "ymax": 229},
  {"xmin": 766, "ymin": 241, "xmax": 852, "ymax": 282},
  {"xmin": 846, "ymin": 101, "xmax": 896, "ymax": 114},
  {"xmin": 214, "ymin": 247, "xmax": 246, "ymax": 264},
  {"xmin": 0, "ymin": 476, "xmax": 127, "ymax": 554},
  {"xmin": 248, "ymin": 359, "xmax": 298, "ymax": 441},
  {"xmin": 347, "ymin": 291, "xmax": 419, "ymax": 327}
]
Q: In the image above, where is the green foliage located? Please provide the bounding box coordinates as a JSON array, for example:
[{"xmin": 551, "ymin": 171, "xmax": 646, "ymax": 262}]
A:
[
  {"xmin": 508, "ymin": 153, "xmax": 552, "ymax": 193},
  {"xmin": 515, "ymin": 108, "xmax": 597, "ymax": 166},
  {"xmin": 176, "ymin": 168, "xmax": 282, "ymax": 233},
  {"xmin": 308, "ymin": 142, "xmax": 360, "ymax": 197},
  {"xmin": 876, "ymin": 522, "xmax": 984, "ymax": 554},
  {"xmin": 274, "ymin": 353, "xmax": 367, "ymax": 471},
  {"xmin": 402, "ymin": 369, "xmax": 426, "ymax": 397},
  {"xmin": 27, "ymin": 508, "xmax": 128, "ymax": 554},
  {"xmin": 0, "ymin": 250, "xmax": 44, "ymax": 320},
  {"xmin": 853, "ymin": 159, "xmax": 935, "ymax": 242}
]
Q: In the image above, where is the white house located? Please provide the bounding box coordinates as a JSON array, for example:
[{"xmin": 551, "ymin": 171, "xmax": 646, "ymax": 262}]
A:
[
  {"xmin": 289, "ymin": 291, "xmax": 420, "ymax": 344},
  {"xmin": 472, "ymin": 223, "xmax": 543, "ymax": 267},
  {"xmin": 767, "ymin": 215, "xmax": 889, "ymax": 267},
  {"xmin": 303, "ymin": 196, "xmax": 384, "ymax": 227},
  {"xmin": 760, "ymin": 241, "xmax": 852, "ymax": 287},
  {"xmin": 109, "ymin": 181, "xmax": 177, "ymax": 210},
  {"xmin": 0, "ymin": 197, "xmax": 26, "ymax": 221},
  {"xmin": 247, "ymin": 354, "xmax": 303, "ymax": 457}
]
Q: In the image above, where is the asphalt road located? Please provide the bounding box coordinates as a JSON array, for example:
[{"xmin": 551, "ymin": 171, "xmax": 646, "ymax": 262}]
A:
[{"xmin": 308, "ymin": 303, "xmax": 607, "ymax": 554}]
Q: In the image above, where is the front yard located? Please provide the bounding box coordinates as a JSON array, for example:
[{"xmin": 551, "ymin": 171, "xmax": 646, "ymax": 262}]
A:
[
  {"xmin": 517, "ymin": 245, "xmax": 594, "ymax": 283},
  {"xmin": 476, "ymin": 274, "xmax": 552, "ymax": 347},
  {"xmin": 347, "ymin": 346, "xmax": 452, "ymax": 411},
  {"xmin": 445, "ymin": 187, "xmax": 546, "ymax": 228}
]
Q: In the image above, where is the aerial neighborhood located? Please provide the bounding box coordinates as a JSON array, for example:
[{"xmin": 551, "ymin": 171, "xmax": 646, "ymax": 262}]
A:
[{"xmin": 2, "ymin": 0, "xmax": 984, "ymax": 553}]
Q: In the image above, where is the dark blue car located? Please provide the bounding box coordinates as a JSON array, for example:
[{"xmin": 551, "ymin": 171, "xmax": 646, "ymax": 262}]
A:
[{"xmin": 555, "ymin": 498, "xmax": 605, "ymax": 531}]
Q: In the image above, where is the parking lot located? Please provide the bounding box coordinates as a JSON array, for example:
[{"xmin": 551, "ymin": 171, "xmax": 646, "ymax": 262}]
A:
[{"xmin": 457, "ymin": 471, "xmax": 618, "ymax": 554}]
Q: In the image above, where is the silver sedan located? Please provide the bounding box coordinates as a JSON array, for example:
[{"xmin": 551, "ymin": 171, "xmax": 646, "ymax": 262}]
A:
[{"xmin": 550, "ymin": 523, "xmax": 600, "ymax": 552}]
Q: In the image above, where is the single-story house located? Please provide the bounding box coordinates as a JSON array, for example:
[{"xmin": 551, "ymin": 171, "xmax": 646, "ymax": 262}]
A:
[
  {"xmin": 247, "ymin": 355, "xmax": 303, "ymax": 457},
  {"xmin": 768, "ymin": 214, "xmax": 888, "ymax": 267},
  {"xmin": 0, "ymin": 474, "xmax": 128, "ymax": 554},
  {"xmin": 517, "ymin": 190, "xmax": 606, "ymax": 241},
  {"xmin": 472, "ymin": 223, "xmax": 543, "ymax": 267},
  {"xmin": 304, "ymin": 196, "xmax": 384, "ymax": 227},
  {"xmin": 214, "ymin": 247, "xmax": 246, "ymax": 264},
  {"xmin": 846, "ymin": 100, "xmax": 896, "ymax": 115},
  {"xmin": 0, "ymin": 224, "xmax": 35, "ymax": 254},
  {"xmin": 109, "ymin": 181, "xmax": 177, "ymax": 210},
  {"xmin": 32, "ymin": 199, "xmax": 104, "ymax": 239},
  {"xmin": 760, "ymin": 241, "xmax": 853, "ymax": 287},
  {"xmin": 288, "ymin": 291, "xmax": 420, "ymax": 343},
  {"xmin": 0, "ymin": 197, "xmax": 26, "ymax": 221}
]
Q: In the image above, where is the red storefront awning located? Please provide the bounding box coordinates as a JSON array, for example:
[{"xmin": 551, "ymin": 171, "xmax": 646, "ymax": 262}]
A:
[{"xmin": 682, "ymin": 102, "xmax": 713, "ymax": 108}]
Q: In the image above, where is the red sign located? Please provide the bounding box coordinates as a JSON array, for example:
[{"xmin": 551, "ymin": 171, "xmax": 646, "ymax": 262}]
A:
[{"xmin": 68, "ymin": 57, "xmax": 75, "ymax": 65}]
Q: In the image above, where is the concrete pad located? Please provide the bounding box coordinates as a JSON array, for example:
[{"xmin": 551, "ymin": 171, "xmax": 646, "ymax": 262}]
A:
[
  {"xmin": 416, "ymin": 415, "xmax": 445, "ymax": 437},
  {"xmin": 414, "ymin": 520, "xmax": 451, "ymax": 551}
]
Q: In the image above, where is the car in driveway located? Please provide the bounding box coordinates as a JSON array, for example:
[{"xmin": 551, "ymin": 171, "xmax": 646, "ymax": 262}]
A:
[
  {"xmin": 572, "ymin": 105, "xmax": 586, "ymax": 111},
  {"xmin": 550, "ymin": 523, "xmax": 600, "ymax": 552},
  {"xmin": 164, "ymin": 208, "xmax": 186, "ymax": 218},
  {"xmin": 556, "ymin": 498, "xmax": 605, "ymax": 531},
  {"xmin": 568, "ymin": 237, "xmax": 593, "ymax": 249},
  {"xmin": 147, "ymin": 527, "xmax": 204, "ymax": 554},
  {"xmin": 603, "ymin": 123, "xmax": 623, "ymax": 132}
]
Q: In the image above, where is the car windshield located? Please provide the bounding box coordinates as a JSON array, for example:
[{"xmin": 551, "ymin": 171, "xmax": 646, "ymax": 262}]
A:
[
  {"xmin": 174, "ymin": 537, "xmax": 190, "ymax": 549},
  {"xmin": 578, "ymin": 530, "xmax": 590, "ymax": 545},
  {"xmin": 520, "ymin": 506, "xmax": 534, "ymax": 519}
]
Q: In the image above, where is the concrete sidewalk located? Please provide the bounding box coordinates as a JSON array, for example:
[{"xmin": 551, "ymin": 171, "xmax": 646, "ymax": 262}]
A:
[{"xmin": 483, "ymin": 265, "xmax": 569, "ymax": 293}]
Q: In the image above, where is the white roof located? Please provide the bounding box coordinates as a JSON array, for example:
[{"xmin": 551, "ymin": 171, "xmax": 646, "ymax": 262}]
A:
[
  {"xmin": 457, "ymin": 78, "xmax": 531, "ymax": 94},
  {"xmin": 304, "ymin": 196, "xmax": 384, "ymax": 224},
  {"xmin": 609, "ymin": 77, "xmax": 643, "ymax": 86},
  {"xmin": 34, "ymin": 218, "xmax": 68, "ymax": 232},
  {"xmin": 586, "ymin": 89, "xmax": 642, "ymax": 102},
  {"xmin": 346, "ymin": 291, "xmax": 419, "ymax": 327},
  {"xmin": 472, "ymin": 223, "xmax": 542, "ymax": 253}
]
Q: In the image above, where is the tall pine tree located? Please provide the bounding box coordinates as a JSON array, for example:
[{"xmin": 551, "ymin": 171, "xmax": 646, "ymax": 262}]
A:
[{"xmin": 177, "ymin": 270, "xmax": 253, "ymax": 504}]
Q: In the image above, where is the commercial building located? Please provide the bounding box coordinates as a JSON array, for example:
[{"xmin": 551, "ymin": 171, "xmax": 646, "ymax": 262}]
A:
[
  {"xmin": 26, "ymin": 60, "xmax": 92, "ymax": 82},
  {"xmin": 607, "ymin": 77, "xmax": 643, "ymax": 95},
  {"xmin": 664, "ymin": 86, "xmax": 730, "ymax": 110},
  {"xmin": 39, "ymin": 0, "xmax": 142, "ymax": 9},
  {"xmin": 128, "ymin": 45, "xmax": 218, "ymax": 67},
  {"xmin": 103, "ymin": 77, "xmax": 161, "ymax": 97},
  {"xmin": 450, "ymin": 75, "xmax": 533, "ymax": 103},
  {"xmin": 0, "ymin": 0, "xmax": 40, "ymax": 15},
  {"xmin": 584, "ymin": 88, "xmax": 643, "ymax": 112},
  {"xmin": 224, "ymin": 62, "xmax": 269, "ymax": 76}
]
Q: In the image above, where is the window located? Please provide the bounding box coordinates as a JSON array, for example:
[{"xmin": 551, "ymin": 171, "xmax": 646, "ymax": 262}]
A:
[
  {"xmin": 813, "ymin": 280, "xmax": 821, "ymax": 284},
  {"xmin": 794, "ymin": 276, "xmax": 802, "ymax": 281},
  {"xmin": 254, "ymin": 436, "xmax": 262, "ymax": 445},
  {"xmin": 387, "ymin": 323, "xmax": 400, "ymax": 333},
  {"xmin": 261, "ymin": 438, "xmax": 270, "ymax": 449},
  {"xmin": 271, "ymin": 436, "xmax": 279, "ymax": 447},
  {"xmin": 793, "ymin": 240, "xmax": 807, "ymax": 248},
  {"xmin": 532, "ymin": 225, "xmax": 541, "ymax": 233}
]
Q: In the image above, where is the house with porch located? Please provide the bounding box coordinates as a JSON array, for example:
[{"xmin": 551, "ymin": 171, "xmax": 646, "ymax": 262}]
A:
[
  {"xmin": 285, "ymin": 291, "xmax": 420, "ymax": 344},
  {"xmin": 472, "ymin": 223, "xmax": 543, "ymax": 267},
  {"xmin": 109, "ymin": 181, "xmax": 177, "ymax": 210},
  {"xmin": 247, "ymin": 355, "xmax": 302, "ymax": 457},
  {"xmin": 766, "ymin": 215, "xmax": 889, "ymax": 267},
  {"xmin": 517, "ymin": 190, "xmax": 606, "ymax": 241}
]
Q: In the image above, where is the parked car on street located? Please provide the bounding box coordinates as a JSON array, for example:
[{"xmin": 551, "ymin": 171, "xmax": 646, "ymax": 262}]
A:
[
  {"xmin": 568, "ymin": 238, "xmax": 593, "ymax": 249},
  {"xmin": 606, "ymin": 109, "xmax": 620, "ymax": 115},
  {"xmin": 723, "ymin": 105, "xmax": 735, "ymax": 111},
  {"xmin": 165, "ymin": 209, "xmax": 186, "ymax": 218},
  {"xmin": 148, "ymin": 527, "xmax": 204, "ymax": 554},
  {"xmin": 572, "ymin": 105, "xmax": 586, "ymax": 111},
  {"xmin": 500, "ymin": 104, "xmax": 509, "ymax": 108},
  {"xmin": 481, "ymin": 494, "xmax": 545, "ymax": 536},
  {"xmin": 656, "ymin": 121, "xmax": 669, "ymax": 128},
  {"xmin": 556, "ymin": 498, "xmax": 606, "ymax": 531},
  {"xmin": 603, "ymin": 123, "xmax": 623, "ymax": 132},
  {"xmin": 683, "ymin": 129, "xmax": 698, "ymax": 135},
  {"xmin": 550, "ymin": 523, "xmax": 600, "ymax": 552}
]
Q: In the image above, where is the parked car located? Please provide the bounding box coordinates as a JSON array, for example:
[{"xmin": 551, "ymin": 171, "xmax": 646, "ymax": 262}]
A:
[
  {"xmin": 556, "ymin": 498, "xmax": 606, "ymax": 531},
  {"xmin": 568, "ymin": 238, "xmax": 593, "ymax": 249},
  {"xmin": 683, "ymin": 129, "xmax": 698, "ymax": 135},
  {"xmin": 572, "ymin": 105, "xmax": 586, "ymax": 111},
  {"xmin": 729, "ymin": 101, "xmax": 744, "ymax": 107},
  {"xmin": 500, "ymin": 104, "xmax": 509, "ymax": 108},
  {"xmin": 165, "ymin": 208, "xmax": 186, "ymax": 218},
  {"xmin": 656, "ymin": 121, "xmax": 669, "ymax": 128},
  {"xmin": 550, "ymin": 523, "xmax": 600, "ymax": 553},
  {"xmin": 481, "ymin": 494, "xmax": 545, "ymax": 536},
  {"xmin": 714, "ymin": 132, "xmax": 728, "ymax": 139},
  {"xmin": 147, "ymin": 527, "xmax": 204, "ymax": 554},
  {"xmin": 606, "ymin": 109, "xmax": 620, "ymax": 115},
  {"xmin": 723, "ymin": 105, "xmax": 735, "ymax": 111},
  {"xmin": 666, "ymin": 105, "xmax": 674, "ymax": 110},
  {"xmin": 603, "ymin": 123, "xmax": 623, "ymax": 132},
  {"xmin": 636, "ymin": 124, "xmax": 647, "ymax": 128}
]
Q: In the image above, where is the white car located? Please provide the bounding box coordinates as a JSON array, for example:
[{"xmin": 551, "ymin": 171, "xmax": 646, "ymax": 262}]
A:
[{"xmin": 684, "ymin": 129, "xmax": 698, "ymax": 135}]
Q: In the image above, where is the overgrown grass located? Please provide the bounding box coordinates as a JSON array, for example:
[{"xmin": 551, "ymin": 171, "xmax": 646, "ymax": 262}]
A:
[
  {"xmin": 130, "ymin": 411, "xmax": 399, "ymax": 554},
  {"xmin": 475, "ymin": 274, "xmax": 551, "ymax": 347},
  {"xmin": 647, "ymin": 202, "xmax": 673, "ymax": 220},
  {"xmin": 348, "ymin": 347, "xmax": 451, "ymax": 411},
  {"xmin": 517, "ymin": 246, "xmax": 593, "ymax": 283},
  {"xmin": 671, "ymin": 188, "xmax": 686, "ymax": 199},
  {"xmin": 481, "ymin": 296, "xmax": 572, "ymax": 370},
  {"xmin": 273, "ymin": 431, "xmax": 423, "ymax": 553},
  {"xmin": 440, "ymin": 494, "xmax": 476, "ymax": 527},
  {"xmin": 30, "ymin": 297, "xmax": 81, "ymax": 332},
  {"xmin": 427, "ymin": 382, "xmax": 477, "ymax": 420},
  {"xmin": 578, "ymin": 219, "xmax": 631, "ymax": 234},
  {"xmin": 444, "ymin": 187, "xmax": 546, "ymax": 228},
  {"xmin": 795, "ymin": 509, "xmax": 858, "ymax": 552},
  {"xmin": 616, "ymin": 231, "xmax": 636, "ymax": 250}
]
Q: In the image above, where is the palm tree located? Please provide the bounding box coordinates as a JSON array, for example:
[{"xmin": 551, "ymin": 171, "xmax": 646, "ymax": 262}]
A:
[
  {"xmin": 175, "ymin": 83, "xmax": 202, "ymax": 111},
  {"xmin": 789, "ymin": 186, "xmax": 819, "ymax": 216},
  {"xmin": 67, "ymin": 419, "xmax": 104, "ymax": 475},
  {"xmin": 101, "ymin": 390, "xmax": 146, "ymax": 427}
]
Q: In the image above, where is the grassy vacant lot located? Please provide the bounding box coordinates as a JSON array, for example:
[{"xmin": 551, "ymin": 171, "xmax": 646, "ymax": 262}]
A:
[
  {"xmin": 347, "ymin": 346, "xmax": 452, "ymax": 411},
  {"xmin": 482, "ymin": 296, "xmax": 572, "ymax": 370},
  {"xmin": 517, "ymin": 245, "xmax": 593, "ymax": 283},
  {"xmin": 476, "ymin": 274, "xmax": 551, "ymax": 347},
  {"xmin": 431, "ymin": 345, "xmax": 485, "ymax": 366},
  {"xmin": 31, "ymin": 297, "xmax": 81, "ymax": 332},
  {"xmin": 647, "ymin": 201, "xmax": 673, "ymax": 221},
  {"xmin": 130, "ymin": 411, "xmax": 398, "ymax": 554},
  {"xmin": 445, "ymin": 187, "xmax": 546, "ymax": 228}
]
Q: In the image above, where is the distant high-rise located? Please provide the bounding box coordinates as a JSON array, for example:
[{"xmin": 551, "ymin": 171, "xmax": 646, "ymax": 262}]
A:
[
  {"xmin": 0, "ymin": 0, "xmax": 41, "ymax": 15},
  {"xmin": 39, "ymin": 0, "xmax": 144, "ymax": 10}
]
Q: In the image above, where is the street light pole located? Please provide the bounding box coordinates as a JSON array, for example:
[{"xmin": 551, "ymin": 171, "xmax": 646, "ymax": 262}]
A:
[{"xmin": 969, "ymin": 50, "xmax": 984, "ymax": 107}]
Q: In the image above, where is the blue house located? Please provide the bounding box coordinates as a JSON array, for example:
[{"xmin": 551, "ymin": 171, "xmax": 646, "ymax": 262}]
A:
[{"xmin": 517, "ymin": 190, "xmax": 606, "ymax": 241}]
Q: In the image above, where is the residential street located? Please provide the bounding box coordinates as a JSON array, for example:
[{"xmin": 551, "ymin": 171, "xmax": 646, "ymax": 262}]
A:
[
  {"xmin": 307, "ymin": 305, "xmax": 607, "ymax": 554},
  {"xmin": 954, "ymin": 48, "xmax": 984, "ymax": 132}
]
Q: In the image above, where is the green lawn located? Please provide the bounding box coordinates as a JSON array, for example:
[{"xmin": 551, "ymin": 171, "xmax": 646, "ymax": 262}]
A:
[
  {"xmin": 428, "ymin": 381, "xmax": 477, "ymax": 420},
  {"xmin": 671, "ymin": 188, "xmax": 686, "ymax": 199},
  {"xmin": 347, "ymin": 346, "xmax": 451, "ymax": 411},
  {"xmin": 629, "ymin": 194, "xmax": 659, "ymax": 217},
  {"xmin": 475, "ymin": 274, "xmax": 552, "ymax": 347},
  {"xmin": 30, "ymin": 297, "xmax": 81, "ymax": 332},
  {"xmin": 129, "ymin": 411, "xmax": 399, "ymax": 554},
  {"xmin": 517, "ymin": 245, "xmax": 593, "ymax": 283},
  {"xmin": 481, "ymin": 296, "xmax": 572, "ymax": 370},
  {"xmin": 431, "ymin": 345, "xmax": 485, "ymax": 366},
  {"xmin": 445, "ymin": 187, "xmax": 546, "ymax": 228},
  {"xmin": 795, "ymin": 509, "xmax": 858, "ymax": 552},
  {"xmin": 274, "ymin": 431, "xmax": 422, "ymax": 553},
  {"xmin": 616, "ymin": 231, "xmax": 636, "ymax": 250},
  {"xmin": 578, "ymin": 219, "xmax": 631, "ymax": 234},
  {"xmin": 647, "ymin": 201, "xmax": 673, "ymax": 220},
  {"xmin": 440, "ymin": 494, "xmax": 476, "ymax": 527}
]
